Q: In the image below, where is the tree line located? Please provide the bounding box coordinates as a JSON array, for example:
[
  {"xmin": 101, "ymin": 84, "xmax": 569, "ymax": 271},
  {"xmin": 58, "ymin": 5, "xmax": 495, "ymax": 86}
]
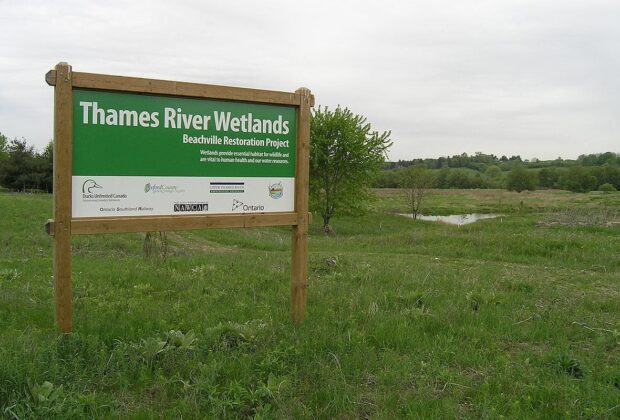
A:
[
  {"xmin": 383, "ymin": 151, "xmax": 619, "ymax": 171},
  {"xmin": 375, "ymin": 153, "xmax": 620, "ymax": 193},
  {"xmin": 1, "ymin": 121, "xmax": 618, "ymax": 238},
  {"xmin": 0, "ymin": 133, "xmax": 53, "ymax": 192}
]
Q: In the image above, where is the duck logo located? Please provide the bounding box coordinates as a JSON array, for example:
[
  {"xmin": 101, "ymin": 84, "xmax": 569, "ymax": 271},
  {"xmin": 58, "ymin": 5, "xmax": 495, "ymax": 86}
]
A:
[
  {"xmin": 82, "ymin": 179, "xmax": 102, "ymax": 193},
  {"xmin": 268, "ymin": 182, "xmax": 283, "ymax": 199}
]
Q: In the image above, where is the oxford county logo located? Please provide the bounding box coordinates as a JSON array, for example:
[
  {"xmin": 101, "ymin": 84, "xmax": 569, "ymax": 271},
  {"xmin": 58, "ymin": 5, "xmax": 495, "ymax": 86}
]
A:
[
  {"xmin": 82, "ymin": 179, "xmax": 102, "ymax": 193},
  {"xmin": 144, "ymin": 183, "xmax": 183, "ymax": 193},
  {"xmin": 268, "ymin": 182, "xmax": 283, "ymax": 199}
]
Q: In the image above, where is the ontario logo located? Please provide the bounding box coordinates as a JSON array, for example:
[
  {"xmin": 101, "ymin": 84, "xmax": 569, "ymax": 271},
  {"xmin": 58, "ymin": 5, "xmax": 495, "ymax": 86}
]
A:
[
  {"xmin": 268, "ymin": 182, "xmax": 283, "ymax": 199},
  {"xmin": 232, "ymin": 199, "xmax": 264, "ymax": 212},
  {"xmin": 82, "ymin": 179, "xmax": 102, "ymax": 193}
]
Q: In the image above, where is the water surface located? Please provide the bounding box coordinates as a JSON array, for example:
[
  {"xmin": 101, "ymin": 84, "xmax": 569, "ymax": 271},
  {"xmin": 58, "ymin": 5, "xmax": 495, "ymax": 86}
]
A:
[{"xmin": 399, "ymin": 213, "xmax": 501, "ymax": 226}]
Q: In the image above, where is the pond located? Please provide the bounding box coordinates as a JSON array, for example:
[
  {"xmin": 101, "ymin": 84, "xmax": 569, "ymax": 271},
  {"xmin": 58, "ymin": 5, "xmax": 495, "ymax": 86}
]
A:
[{"xmin": 399, "ymin": 213, "xmax": 501, "ymax": 226}]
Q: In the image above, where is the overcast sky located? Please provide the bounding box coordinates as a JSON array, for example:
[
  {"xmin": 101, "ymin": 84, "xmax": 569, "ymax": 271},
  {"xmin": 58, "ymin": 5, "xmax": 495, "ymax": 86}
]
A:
[{"xmin": 0, "ymin": 0, "xmax": 618, "ymax": 160}]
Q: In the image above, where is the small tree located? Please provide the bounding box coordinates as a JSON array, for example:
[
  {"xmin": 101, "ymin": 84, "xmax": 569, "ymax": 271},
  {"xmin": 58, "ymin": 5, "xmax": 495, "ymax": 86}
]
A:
[
  {"xmin": 310, "ymin": 106, "xmax": 391, "ymax": 234},
  {"xmin": 506, "ymin": 165, "xmax": 537, "ymax": 192},
  {"xmin": 402, "ymin": 166, "xmax": 435, "ymax": 219}
]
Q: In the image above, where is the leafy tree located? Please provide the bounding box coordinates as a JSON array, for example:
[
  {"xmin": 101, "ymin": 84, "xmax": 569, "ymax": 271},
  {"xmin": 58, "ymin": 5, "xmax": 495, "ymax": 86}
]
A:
[
  {"xmin": 446, "ymin": 169, "xmax": 484, "ymax": 189},
  {"xmin": 310, "ymin": 106, "xmax": 391, "ymax": 233},
  {"xmin": 0, "ymin": 132, "xmax": 8, "ymax": 165},
  {"xmin": 435, "ymin": 166, "xmax": 450, "ymax": 188},
  {"xmin": 0, "ymin": 138, "xmax": 53, "ymax": 192},
  {"xmin": 0, "ymin": 138, "xmax": 36, "ymax": 191},
  {"xmin": 590, "ymin": 164, "xmax": 620, "ymax": 190},
  {"xmin": 484, "ymin": 165, "xmax": 503, "ymax": 188},
  {"xmin": 37, "ymin": 141, "xmax": 54, "ymax": 192},
  {"xmin": 560, "ymin": 166, "xmax": 598, "ymax": 193},
  {"xmin": 538, "ymin": 167, "xmax": 561, "ymax": 189},
  {"xmin": 578, "ymin": 152, "xmax": 618, "ymax": 166},
  {"xmin": 402, "ymin": 166, "xmax": 435, "ymax": 219},
  {"xmin": 373, "ymin": 169, "xmax": 400, "ymax": 188},
  {"xmin": 506, "ymin": 165, "xmax": 537, "ymax": 192}
]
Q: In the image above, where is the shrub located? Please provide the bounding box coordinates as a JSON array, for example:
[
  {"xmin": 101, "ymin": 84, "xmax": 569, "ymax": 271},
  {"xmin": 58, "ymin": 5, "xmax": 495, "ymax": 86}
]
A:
[{"xmin": 598, "ymin": 183, "xmax": 617, "ymax": 192}]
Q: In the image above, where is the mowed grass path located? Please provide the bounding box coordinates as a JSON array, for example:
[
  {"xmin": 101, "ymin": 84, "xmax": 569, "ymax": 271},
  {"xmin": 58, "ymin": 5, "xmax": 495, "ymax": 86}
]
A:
[{"xmin": 0, "ymin": 190, "xmax": 619, "ymax": 418}]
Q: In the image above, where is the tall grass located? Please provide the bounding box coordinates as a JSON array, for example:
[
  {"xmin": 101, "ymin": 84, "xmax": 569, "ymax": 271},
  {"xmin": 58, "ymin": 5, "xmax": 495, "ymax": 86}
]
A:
[{"xmin": 1, "ymin": 190, "xmax": 619, "ymax": 418}]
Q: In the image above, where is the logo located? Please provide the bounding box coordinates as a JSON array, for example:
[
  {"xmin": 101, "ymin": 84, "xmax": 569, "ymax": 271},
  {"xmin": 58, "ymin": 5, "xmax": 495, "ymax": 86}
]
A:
[
  {"xmin": 232, "ymin": 199, "xmax": 245, "ymax": 211},
  {"xmin": 268, "ymin": 182, "xmax": 283, "ymax": 199},
  {"xmin": 81, "ymin": 179, "xmax": 127, "ymax": 202},
  {"xmin": 232, "ymin": 199, "xmax": 264, "ymax": 212},
  {"xmin": 173, "ymin": 202, "xmax": 209, "ymax": 212},
  {"xmin": 82, "ymin": 179, "xmax": 102, "ymax": 193},
  {"xmin": 210, "ymin": 182, "xmax": 245, "ymax": 194},
  {"xmin": 144, "ymin": 183, "xmax": 183, "ymax": 193}
]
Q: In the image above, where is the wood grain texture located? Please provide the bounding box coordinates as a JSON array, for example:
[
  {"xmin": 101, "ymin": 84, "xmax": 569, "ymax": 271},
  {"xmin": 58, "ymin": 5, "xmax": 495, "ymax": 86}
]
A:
[
  {"xmin": 291, "ymin": 87, "xmax": 312, "ymax": 324},
  {"xmin": 45, "ymin": 213, "xmax": 306, "ymax": 235},
  {"xmin": 46, "ymin": 69, "xmax": 315, "ymax": 106},
  {"xmin": 71, "ymin": 71, "xmax": 300, "ymax": 105},
  {"xmin": 52, "ymin": 62, "xmax": 73, "ymax": 333}
]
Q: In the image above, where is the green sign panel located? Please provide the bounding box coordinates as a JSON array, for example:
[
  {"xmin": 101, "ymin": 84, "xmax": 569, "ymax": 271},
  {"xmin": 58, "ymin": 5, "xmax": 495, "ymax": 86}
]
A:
[{"xmin": 72, "ymin": 89, "xmax": 296, "ymax": 177}]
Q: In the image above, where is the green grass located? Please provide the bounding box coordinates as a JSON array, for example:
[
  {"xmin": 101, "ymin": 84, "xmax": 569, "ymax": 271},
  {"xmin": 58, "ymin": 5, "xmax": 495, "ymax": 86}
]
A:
[{"xmin": 1, "ymin": 190, "xmax": 619, "ymax": 418}]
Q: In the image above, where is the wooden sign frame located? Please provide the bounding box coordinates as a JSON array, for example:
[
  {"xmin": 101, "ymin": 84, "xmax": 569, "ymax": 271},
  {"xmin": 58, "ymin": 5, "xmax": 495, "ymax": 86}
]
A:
[{"xmin": 45, "ymin": 62, "xmax": 313, "ymax": 332}]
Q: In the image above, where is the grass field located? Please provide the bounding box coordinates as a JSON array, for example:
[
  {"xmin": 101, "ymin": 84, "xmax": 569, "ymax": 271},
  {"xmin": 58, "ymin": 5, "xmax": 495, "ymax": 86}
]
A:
[{"xmin": 1, "ymin": 189, "xmax": 619, "ymax": 418}]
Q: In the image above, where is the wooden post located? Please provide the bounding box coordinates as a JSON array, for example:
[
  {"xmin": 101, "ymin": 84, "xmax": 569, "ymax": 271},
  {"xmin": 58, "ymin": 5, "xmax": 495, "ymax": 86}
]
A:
[
  {"xmin": 45, "ymin": 65, "xmax": 312, "ymax": 329},
  {"xmin": 50, "ymin": 62, "xmax": 73, "ymax": 333},
  {"xmin": 291, "ymin": 88, "xmax": 311, "ymax": 323}
]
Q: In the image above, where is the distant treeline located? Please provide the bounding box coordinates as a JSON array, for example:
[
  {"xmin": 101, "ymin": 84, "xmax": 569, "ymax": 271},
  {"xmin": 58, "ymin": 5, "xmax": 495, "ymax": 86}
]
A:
[
  {"xmin": 0, "ymin": 133, "xmax": 53, "ymax": 192},
  {"xmin": 1, "ymin": 133, "xmax": 618, "ymax": 194},
  {"xmin": 375, "ymin": 152, "xmax": 620, "ymax": 192}
]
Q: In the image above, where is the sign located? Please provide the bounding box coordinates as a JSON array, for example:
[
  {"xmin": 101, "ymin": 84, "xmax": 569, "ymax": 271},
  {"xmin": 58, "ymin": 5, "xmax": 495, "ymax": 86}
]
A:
[
  {"xmin": 72, "ymin": 89, "xmax": 296, "ymax": 217},
  {"xmin": 46, "ymin": 63, "xmax": 312, "ymax": 332}
]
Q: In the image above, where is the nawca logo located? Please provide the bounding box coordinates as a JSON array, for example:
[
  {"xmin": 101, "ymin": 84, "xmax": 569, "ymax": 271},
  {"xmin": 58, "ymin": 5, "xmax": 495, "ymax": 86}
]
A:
[
  {"xmin": 82, "ymin": 179, "xmax": 102, "ymax": 193},
  {"xmin": 268, "ymin": 182, "xmax": 283, "ymax": 199}
]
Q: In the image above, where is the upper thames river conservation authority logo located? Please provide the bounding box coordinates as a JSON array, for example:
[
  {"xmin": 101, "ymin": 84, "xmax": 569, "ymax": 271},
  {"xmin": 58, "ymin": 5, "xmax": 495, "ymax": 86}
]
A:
[{"xmin": 268, "ymin": 182, "xmax": 283, "ymax": 199}]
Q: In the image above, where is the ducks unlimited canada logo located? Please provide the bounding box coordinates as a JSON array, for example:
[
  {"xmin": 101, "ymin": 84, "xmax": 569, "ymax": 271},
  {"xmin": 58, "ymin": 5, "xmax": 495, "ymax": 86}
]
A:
[
  {"xmin": 82, "ymin": 179, "xmax": 102, "ymax": 193},
  {"xmin": 268, "ymin": 182, "xmax": 283, "ymax": 199},
  {"xmin": 80, "ymin": 179, "xmax": 127, "ymax": 200}
]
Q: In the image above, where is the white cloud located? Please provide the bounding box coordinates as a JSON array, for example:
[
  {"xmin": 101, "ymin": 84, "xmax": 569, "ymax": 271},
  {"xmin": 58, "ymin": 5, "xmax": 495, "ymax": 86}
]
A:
[{"xmin": 0, "ymin": 0, "xmax": 618, "ymax": 158}]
